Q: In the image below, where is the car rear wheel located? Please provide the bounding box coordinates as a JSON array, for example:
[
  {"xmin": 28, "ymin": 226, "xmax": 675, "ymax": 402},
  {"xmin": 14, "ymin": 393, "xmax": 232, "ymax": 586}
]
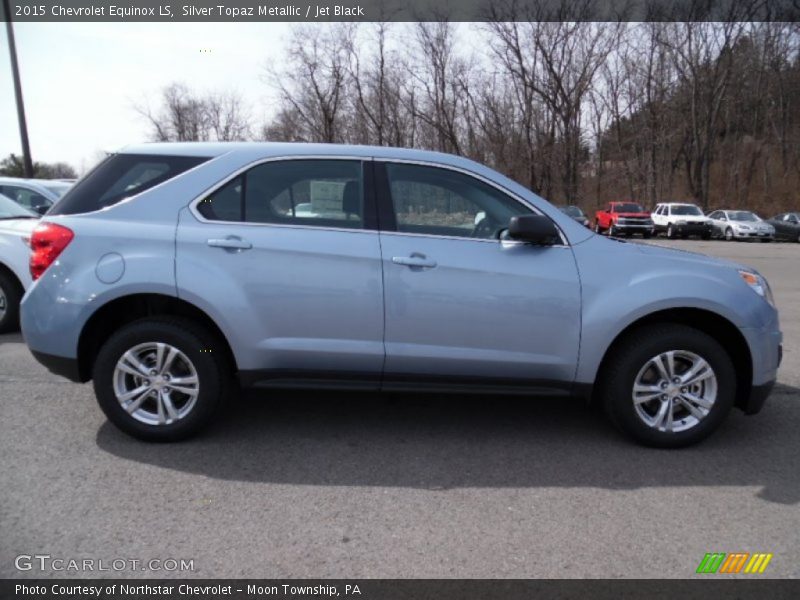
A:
[
  {"xmin": 0, "ymin": 271, "xmax": 22, "ymax": 334},
  {"xmin": 601, "ymin": 324, "xmax": 735, "ymax": 448},
  {"xmin": 92, "ymin": 317, "xmax": 229, "ymax": 441}
]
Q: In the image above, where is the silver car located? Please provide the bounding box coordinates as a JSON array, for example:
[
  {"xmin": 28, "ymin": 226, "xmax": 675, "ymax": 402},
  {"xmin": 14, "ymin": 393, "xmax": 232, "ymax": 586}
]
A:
[
  {"xmin": 0, "ymin": 177, "xmax": 73, "ymax": 215},
  {"xmin": 707, "ymin": 210, "xmax": 775, "ymax": 242},
  {"xmin": 20, "ymin": 143, "xmax": 782, "ymax": 447}
]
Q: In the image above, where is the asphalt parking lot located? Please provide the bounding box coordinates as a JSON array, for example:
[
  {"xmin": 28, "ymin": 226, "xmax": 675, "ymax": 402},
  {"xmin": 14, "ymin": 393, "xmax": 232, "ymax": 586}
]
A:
[{"xmin": 1, "ymin": 238, "xmax": 798, "ymax": 579}]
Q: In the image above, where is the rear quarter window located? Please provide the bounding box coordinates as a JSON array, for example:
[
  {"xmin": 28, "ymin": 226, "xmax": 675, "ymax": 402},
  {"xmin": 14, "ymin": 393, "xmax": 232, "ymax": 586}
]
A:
[{"xmin": 48, "ymin": 154, "xmax": 209, "ymax": 216}]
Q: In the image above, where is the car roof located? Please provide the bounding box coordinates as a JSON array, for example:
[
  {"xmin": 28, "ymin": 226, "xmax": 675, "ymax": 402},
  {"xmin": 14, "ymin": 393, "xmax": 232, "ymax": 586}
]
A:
[
  {"xmin": 0, "ymin": 177, "xmax": 68, "ymax": 189},
  {"xmin": 117, "ymin": 141, "xmax": 487, "ymax": 171}
]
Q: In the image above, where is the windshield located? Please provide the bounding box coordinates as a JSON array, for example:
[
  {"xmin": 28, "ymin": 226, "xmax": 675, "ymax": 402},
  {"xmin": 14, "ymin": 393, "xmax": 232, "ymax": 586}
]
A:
[
  {"xmin": 0, "ymin": 193, "xmax": 38, "ymax": 219},
  {"xmin": 614, "ymin": 203, "xmax": 646, "ymax": 213},
  {"xmin": 671, "ymin": 204, "xmax": 703, "ymax": 216},
  {"xmin": 729, "ymin": 211, "xmax": 758, "ymax": 222},
  {"xmin": 41, "ymin": 182, "xmax": 72, "ymax": 198},
  {"xmin": 560, "ymin": 205, "xmax": 584, "ymax": 217}
]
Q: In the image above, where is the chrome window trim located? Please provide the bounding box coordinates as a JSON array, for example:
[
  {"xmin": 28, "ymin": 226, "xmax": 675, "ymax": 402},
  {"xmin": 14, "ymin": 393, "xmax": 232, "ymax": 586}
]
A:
[
  {"xmin": 188, "ymin": 154, "xmax": 569, "ymax": 247},
  {"xmin": 188, "ymin": 155, "xmax": 374, "ymax": 233}
]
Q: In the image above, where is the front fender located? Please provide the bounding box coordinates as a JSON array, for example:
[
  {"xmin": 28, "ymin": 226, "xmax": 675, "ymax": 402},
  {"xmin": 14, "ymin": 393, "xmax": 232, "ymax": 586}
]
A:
[{"xmin": 572, "ymin": 237, "xmax": 773, "ymax": 384}]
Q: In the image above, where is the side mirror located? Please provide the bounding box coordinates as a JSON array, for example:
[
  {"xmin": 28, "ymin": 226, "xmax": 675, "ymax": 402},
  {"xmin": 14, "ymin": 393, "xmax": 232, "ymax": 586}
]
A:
[{"xmin": 507, "ymin": 215, "xmax": 560, "ymax": 245}]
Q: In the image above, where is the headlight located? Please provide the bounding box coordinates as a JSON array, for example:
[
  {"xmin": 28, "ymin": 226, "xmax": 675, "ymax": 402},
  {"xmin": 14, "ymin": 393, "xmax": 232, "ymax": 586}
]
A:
[{"xmin": 739, "ymin": 270, "xmax": 775, "ymax": 307}]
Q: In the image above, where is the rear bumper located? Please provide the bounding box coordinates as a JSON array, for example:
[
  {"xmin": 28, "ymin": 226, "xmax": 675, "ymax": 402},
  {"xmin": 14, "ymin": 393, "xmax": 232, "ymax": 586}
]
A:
[{"xmin": 30, "ymin": 350, "xmax": 84, "ymax": 383}]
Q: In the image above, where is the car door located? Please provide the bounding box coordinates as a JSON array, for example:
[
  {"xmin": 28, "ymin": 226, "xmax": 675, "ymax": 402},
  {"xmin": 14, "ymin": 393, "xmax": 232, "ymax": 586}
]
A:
[
  {"xmin": 176, "ymin": 158, "xmax": 385, "ymax": 387},
  {"xmin": 375, "ymin": 161, "xmax": 581, "ymax": 391}
]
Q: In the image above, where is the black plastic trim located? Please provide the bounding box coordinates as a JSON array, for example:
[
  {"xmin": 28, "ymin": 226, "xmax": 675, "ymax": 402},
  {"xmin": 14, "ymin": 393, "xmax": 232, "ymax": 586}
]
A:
[
  {"xmin": 30, "ymin": 350, "xmax": 84, "ymax": 383},
  {"xmin": 739, "ymin": 380, "xmax": 775, "ymax": 415}
]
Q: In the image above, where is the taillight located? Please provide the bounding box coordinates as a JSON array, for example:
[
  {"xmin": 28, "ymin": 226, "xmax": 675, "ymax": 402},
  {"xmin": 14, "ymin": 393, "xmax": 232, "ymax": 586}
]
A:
[{"xmin": 30, "ymin": 223, "xmax": 74, "ymax": 280}]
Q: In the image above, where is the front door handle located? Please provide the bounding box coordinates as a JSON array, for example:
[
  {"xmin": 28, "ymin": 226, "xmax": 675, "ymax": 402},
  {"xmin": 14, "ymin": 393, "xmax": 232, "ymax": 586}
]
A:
[
  {"xmin": 207, "ymin": 237, "xmax": 253, "ymax": 251},
  {"xmin": 392, "ymin": 254, "xmax": 437, "ymax": 269}
]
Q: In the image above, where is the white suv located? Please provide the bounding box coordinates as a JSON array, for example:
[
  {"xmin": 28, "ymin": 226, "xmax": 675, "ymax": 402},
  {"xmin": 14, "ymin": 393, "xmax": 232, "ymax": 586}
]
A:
[
  {"xmin": 0, "ymin": 193, "xmax": 39, "ymax": 332},
  {"xmin": 651, "ymin": 203, "xmax": 712, "ymax": 239}
]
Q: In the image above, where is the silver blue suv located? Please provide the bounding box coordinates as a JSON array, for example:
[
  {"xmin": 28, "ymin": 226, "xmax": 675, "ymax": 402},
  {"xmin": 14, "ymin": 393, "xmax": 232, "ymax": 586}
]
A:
[{"xmin": 20, "ymin": 143, "xmax": 782, "ymax": 446}]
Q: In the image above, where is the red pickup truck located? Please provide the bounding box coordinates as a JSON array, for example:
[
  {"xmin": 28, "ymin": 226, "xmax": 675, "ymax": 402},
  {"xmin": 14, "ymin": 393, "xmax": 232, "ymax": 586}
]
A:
[{"xmin": 594, "ymin": 202, "xmax": 655, "ymax": 238}]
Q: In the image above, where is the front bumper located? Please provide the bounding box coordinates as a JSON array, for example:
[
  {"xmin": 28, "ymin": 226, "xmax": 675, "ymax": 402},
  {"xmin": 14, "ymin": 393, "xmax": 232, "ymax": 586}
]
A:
[
  {"xmin": 733, "ymin": 230, "xmax": 774, "ymax": 240},
  {"xmin": 612, "ymin": 222, "xmax": 654, "ymax": 233},
  {"xmin": 740, "ymin": 380, "xmax": 775, "ymax": 415},
  {"xmin": 673, "ymin": 222, "xmax": 712, "ymax": 235},
  {"xmin": 30, "ymin": 350, "xmax": 84, "ymax": 383}
]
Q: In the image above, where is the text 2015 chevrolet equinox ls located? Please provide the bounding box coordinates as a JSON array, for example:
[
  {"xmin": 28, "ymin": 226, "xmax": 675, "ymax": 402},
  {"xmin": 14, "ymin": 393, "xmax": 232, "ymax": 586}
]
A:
[{"xmin": 20, "ymin": 143, "xmax": 782, "ymax": 446}]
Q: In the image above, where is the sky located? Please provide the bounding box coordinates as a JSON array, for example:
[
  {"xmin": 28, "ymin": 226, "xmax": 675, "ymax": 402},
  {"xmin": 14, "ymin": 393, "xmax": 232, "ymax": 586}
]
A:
[{"xmin": 0, "ymin": 23, "xmax": 289, "ymax": 173}]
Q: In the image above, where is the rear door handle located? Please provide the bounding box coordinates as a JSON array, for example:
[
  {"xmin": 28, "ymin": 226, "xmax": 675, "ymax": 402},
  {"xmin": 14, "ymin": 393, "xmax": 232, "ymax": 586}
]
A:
[
  {"xmin": 392, "ymin": 254, "xmax": 437, "ymax": 269},
  {"xmin": 207, "ymin": 237, "xmax": 252, "ymax": 251}
]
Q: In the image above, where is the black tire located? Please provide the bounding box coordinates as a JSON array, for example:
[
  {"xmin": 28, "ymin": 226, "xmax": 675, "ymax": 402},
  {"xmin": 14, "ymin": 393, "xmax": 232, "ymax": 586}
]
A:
[
  {"xmin": 609, "ymin": 225, "xmax": 617, "ymax": 237},
  {"xmin": 0, "ymin": 270, "xmax": 23, "ymax": 334},
  {"xmin": 600, "ymin": 324, "xmax": 736, "ymax": 448},
  {"xmin": 594, "ymin": 222, "xmax": 602, "ymax": 234},
  {"xmin": 724, "ymin": 227, "xmax": 734, "ymax": 241},
  {"xmin": 643, "ymin": 231, "xmax": 652, "ymax": 239},
  {"xmin": 666, "ymin": 224, "xmax": 676, "ymax": 239},
  {"xmin": 92, "ymin": 317, "xmax": 230, "ymax": 441}
]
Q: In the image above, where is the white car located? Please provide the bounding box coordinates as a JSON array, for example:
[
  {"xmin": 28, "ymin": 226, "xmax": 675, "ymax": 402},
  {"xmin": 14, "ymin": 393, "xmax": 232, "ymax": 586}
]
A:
[
  {"xmin": 707, "ymin": 209, "xmax": 775, "ymax": 242},
  {"xmin": 651, "ymin": 203, "xmax": 713, "ymax": 239},
  {"xmin": 0, "ymin": 193, "xmax": 39, "ymax": 332},
  {"xmin": 0, "ymin": 177, "xmax": 73, "ymax": 215}
]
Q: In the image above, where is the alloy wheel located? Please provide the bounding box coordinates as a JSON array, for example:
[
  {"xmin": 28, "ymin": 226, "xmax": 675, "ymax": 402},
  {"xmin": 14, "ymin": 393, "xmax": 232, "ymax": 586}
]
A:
[
  {"xmin": 112, "ymin": 342, "xmax": 200, "ymax": 426},
  {"xmin": 631, "ymin": 350, "xmax": 718, "ymax": 433}
]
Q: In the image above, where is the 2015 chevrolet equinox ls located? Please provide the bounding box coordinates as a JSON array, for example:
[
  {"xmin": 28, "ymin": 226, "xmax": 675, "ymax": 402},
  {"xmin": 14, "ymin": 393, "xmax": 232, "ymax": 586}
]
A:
[{"xmin": 20, "ymin": 143, "xmax": 782, "ymax": 447}]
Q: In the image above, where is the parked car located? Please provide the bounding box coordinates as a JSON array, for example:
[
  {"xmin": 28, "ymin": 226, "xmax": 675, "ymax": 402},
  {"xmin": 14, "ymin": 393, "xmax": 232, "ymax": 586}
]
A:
[
  {"xmin": 557, "ymin": 205, "xmax": 590, "ymax": 228},
  {"xmin": 0, "ymin": 177, "xmax": 73, "ymax": 215},
  {"xmin": 707, "ymin": 210, "xmax": 775, "ymax": 242},
  {"xmin": 651, "ymin": 203, "xmax": 712, "ymax": 239},
  {"xmin": 0, "ymin": 193, "xmax": 39, "ymax": 332},
  {"xmin": 21, "ymin": 143, "xmax": 781, "ymax": 448},
  {"xmin": 593, "ymin": 202, "xmax": 654, "ymax": 238},
  {"xmin": 766, "ymin": 212, "xmax": 800, "ymax": 243}
]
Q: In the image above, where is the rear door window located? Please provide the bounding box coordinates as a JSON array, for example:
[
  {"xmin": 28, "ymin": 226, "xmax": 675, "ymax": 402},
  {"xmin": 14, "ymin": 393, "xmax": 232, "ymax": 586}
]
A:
[
  {"xmin": 48, "ymin": 154, "xmax": 209, "ymax": 215},
  {"xmin": 197, "ymin": 159, "xmax": 367, "ymax": 230}
]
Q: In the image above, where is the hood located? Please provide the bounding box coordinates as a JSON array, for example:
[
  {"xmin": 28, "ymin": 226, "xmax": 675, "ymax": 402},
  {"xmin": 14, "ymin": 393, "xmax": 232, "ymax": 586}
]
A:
[{"xmin": 634, "ymin": 241, "xmax": 747, "ymax": 271}]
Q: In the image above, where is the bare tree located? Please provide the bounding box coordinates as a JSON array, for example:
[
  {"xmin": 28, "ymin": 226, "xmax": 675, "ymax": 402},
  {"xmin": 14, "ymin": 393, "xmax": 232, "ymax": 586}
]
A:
[
  {"xmin": 137, "ymin": 83, "xmax": 250, "ymax": 142},
  {"xmin": 267, "ymin": 24, "xmax": 354, "ymax": 143}
]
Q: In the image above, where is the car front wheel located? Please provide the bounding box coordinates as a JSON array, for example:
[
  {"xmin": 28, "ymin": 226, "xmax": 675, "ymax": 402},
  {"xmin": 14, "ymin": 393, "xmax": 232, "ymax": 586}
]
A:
[
  {"xmin": 601, "ymin": 324, "xmax": 735, "ymax": 447},
  {"xmin": 666, "ymin": 224, "xmax": 676, "ymax": 239},
  {"xmin": 92, "ymin": 317, "xmax": 229, "ymax": 441},
  {"xmin": 724, "ymin": 227, "xmax": 734, "ymax": 241}
]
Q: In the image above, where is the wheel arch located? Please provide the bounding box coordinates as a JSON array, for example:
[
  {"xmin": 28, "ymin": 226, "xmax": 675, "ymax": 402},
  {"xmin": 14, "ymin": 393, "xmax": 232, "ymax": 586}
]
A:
[
  {"xmin": 591, "ymin": 308, "xmax": 753, "ymax": 412},
  {"xmin": 76, "ymin": 293, "xmax": 237, "ymax": 382},
  {"xmin": 0, "ymin": 261, "xmax": 24, "ymax": 294}
]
